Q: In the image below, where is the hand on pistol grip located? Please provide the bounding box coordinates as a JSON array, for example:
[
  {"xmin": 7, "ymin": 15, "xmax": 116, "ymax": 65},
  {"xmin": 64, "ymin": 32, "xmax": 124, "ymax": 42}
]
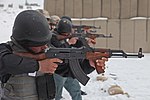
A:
[{"xmin": 38, "ymin": 58, "xmax": 63, "ymax": 74}]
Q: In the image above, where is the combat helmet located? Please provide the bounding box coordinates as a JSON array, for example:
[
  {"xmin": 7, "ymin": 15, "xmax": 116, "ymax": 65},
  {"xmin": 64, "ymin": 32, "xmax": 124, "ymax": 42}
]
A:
[
  {"xmin": 50, "ymin": 15, "xmax": 60, "ymax": 25},
  {"xmin": 61, "ymin": 16, "xmax": 72, "ymax": 23},
  {"xmin": 11, "ymin": 10, "xmax": 52, "ymax": 47},
  {"xmin": 36, "ymin": 9, "xmax": 50, "ymax": 19},
  {"xmin": 57, "ymin": 19, "xmax": 72, "ymax": 34}
]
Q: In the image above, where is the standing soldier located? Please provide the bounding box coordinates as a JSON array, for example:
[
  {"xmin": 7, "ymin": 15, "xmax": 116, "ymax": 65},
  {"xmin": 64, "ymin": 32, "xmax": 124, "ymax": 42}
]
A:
[
  {"xmin": 0, "ymin": 10, "xmax": 107, "ymax": 100},
  {"xmin": 0, "ymin": 10, "xmax": 62, "ymax": 100}
]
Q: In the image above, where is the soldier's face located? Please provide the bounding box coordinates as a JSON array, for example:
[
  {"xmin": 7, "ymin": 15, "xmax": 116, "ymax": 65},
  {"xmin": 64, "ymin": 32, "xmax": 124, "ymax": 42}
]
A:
[
  {"xmin": 29, "ymin": 44, "xmax": 48, "ymax": 53},
  {"xmin": 50, "ymin": 23, "xmax": 57, "ymax": 30}
]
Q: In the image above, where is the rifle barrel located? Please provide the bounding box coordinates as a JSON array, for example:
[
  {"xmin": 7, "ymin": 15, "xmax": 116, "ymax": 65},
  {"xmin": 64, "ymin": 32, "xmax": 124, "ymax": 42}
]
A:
[{"xmin": 110, "ymin": 48, "xmax": 144, "ymax": 58}]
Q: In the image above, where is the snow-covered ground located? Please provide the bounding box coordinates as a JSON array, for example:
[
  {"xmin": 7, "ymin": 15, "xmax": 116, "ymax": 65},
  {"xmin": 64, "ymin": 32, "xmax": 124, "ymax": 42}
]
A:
[
  {"xmin": 0, "ymin": 0, "xmax": 150, "ymax": 100},
  {"xmin": 61, "ymin": 54, "xmax": 150, "ymax": 100}
]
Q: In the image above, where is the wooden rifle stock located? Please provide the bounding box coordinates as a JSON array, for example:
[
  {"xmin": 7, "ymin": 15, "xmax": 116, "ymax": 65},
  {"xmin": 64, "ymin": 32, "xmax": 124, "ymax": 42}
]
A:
[{"xmin": 14, "ymin": 52, "xmax": 46, "ymax": 61}]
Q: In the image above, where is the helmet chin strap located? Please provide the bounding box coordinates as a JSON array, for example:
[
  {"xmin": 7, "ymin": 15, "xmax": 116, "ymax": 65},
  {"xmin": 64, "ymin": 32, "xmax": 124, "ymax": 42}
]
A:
[{"xmin": 10, "ymin": 36, "xmax": 27, "ymax": 52}]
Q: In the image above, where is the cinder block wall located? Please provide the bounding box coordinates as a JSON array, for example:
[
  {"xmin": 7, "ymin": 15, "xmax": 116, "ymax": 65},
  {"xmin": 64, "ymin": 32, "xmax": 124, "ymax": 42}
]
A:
[{"xmin": 44, "ymin": 0, "xmax": 150, "ymax": 53}]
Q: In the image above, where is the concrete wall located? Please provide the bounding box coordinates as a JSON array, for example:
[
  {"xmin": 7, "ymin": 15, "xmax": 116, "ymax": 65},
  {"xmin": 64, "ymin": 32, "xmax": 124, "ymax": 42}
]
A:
[
  {"xmin": 72, "ymin": 18, "xmax": 150, "ymax": 53},
  {"xmin": 44, "ymin": 0, "xmax": 150, "ymax": 52},
  {"xmin": 44, "ymin": 0, "xmax": 150, "ymax": 18}
]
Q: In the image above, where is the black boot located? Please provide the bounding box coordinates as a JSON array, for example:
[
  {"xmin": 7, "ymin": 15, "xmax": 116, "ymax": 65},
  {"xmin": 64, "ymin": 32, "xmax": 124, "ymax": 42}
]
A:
[{"xmin": 81, "ymin": 90, "xmax": 87, "ymax": 95}]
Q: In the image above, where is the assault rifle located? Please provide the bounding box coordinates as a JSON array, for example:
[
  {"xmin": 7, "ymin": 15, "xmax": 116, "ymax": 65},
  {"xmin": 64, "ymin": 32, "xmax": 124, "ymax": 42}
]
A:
[
  {"xmin": 16, "ymin": 47, "xmax": 144, "ymax": 86},
  {"xmin": 45, "ymin": 47, "xmax": 144, "ymax": 85},
  {"xmin": 73, "ymin": 25, "xmax": 101, "ymax": 33},
  {"xmin": 73, "ymin": 25, "xmax": 101, "ymax": 30},
  {"xmin": 55, "ymin": 32, "xmax": 112, "ymax": 41}
]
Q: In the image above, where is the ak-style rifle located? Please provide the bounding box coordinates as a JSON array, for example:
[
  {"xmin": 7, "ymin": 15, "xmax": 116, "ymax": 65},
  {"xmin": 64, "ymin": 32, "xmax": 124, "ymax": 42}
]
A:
[
  {"xmin": 55, "ymin": 32, "xmax": 112, "ymax": 41},
  {"xmin": 45, "ymin": 47, "xmax": 144, "ymax": 85},
  {"xmin": 73, "ymin": 25, "xmax": 101, "ymax": 30},
  {"xmin": 73, "ymin": 25, "xmax": 101, "ymax": 33},
  {"xmin": 16, "ymin": 46, "xmax": 144, "ymax": 86}
]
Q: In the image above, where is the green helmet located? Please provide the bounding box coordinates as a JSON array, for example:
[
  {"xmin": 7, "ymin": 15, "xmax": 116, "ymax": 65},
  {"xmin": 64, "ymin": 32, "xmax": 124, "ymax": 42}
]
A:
[
  {"xmin": 11, "ymin": 10, "xmax": 52, "ymax": 47},
  {"xmin": 50, "ymin": 15, "xmax": 60, "ymax": 25}
]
